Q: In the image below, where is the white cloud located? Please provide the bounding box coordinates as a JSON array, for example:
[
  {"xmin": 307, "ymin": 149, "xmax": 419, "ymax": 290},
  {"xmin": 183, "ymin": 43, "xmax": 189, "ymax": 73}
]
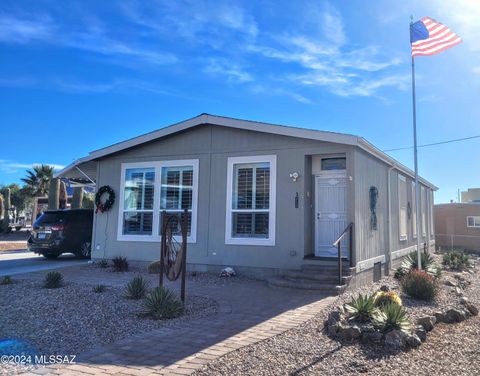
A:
[
  {"xmin": 0, "ymin": 15, "xmax": 55, "ymax": 44},
  {"xmin": 0, "ymin": 160, "xmax": 65, "ymax": 174},
  {"xmin": 0, "ymin": 14, "xmax": 177, "ymax": 66},
  {"xmin": 203, "ymin": 58, "xmax": 254, "ymax": 83}
]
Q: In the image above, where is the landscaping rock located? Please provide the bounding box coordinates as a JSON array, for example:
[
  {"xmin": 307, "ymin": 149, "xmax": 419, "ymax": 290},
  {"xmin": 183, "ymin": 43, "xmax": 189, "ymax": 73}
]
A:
[
  {"xmin": 436, "ymin": 308, "xmax": 469, "ymax": 323},
  {"xmin": 406, "ymin": 333, "xmax": 422, "ymax": 348},
  {"xmin": 384, "ymin": 329, "xmax": 409, "ymax": 349},
  {"xmin": 337, "ymin": 323, "xmax": 361, "ymax": 340},
  {"xmin": 324, "ymin": 310, "xmax": 343, "ymax": 328},
  {"xmin": 455, "ymin": 286, "xmax": 463, "ymax": 296},
  {"xmin": 220, "ymin": 267, "xmax": 236, "ymax": 277},
  {"xmin": 465, "ymin": 303, "xmax": 479, "ymax": 316},
  {"xmin": 460, "ymin": 297, "xmax": 469, "ymax": 305},
  {"xmin": 414, "ymin": 325, "xmax": 427, "ymax": 342},
  {"xmin": 380, "ymin": 285, "xmax": 390, "ymax": 292},
  {"xmin": 417, "ymin": 315, "xmax": 436, "ymax": 331},
  {"xmin": 361, "ymin": 330, "xmax": 383, "ymax": 344},
  {"xmin": 444, "ymin": 278, "xmax": 457, "ymax": 287}
]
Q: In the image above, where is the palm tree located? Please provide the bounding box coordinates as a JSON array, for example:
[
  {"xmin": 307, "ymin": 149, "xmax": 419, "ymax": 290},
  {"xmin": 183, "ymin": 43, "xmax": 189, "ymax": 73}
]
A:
[{"xmin": 21, "ymin": 164, "xmax": 55, "ymax": 196}]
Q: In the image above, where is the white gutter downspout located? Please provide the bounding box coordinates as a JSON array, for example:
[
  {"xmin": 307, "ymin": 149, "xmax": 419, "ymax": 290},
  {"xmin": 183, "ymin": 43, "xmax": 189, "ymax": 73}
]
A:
[{"xmin": 387, "ymin": 164, "xmax": 396, "ymax": 273}]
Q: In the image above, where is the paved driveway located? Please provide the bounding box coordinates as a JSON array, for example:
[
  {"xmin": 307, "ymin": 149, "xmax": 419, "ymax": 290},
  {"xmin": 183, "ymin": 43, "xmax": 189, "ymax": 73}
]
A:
[{"xmin": 0, "ymin": 250, "xmax": 88, "ymax": 277}]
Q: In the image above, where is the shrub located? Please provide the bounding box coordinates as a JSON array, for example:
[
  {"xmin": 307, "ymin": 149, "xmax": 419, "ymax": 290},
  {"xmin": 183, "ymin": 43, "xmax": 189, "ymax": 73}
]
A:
[
  {"xmin": 400, "ymin": 269, "xmax": 439, "ymax": 301},
  {"xmin": 93, "ymin": 284, "xmax": 106, "ymax": 293},
  {"xmin": 374, "ymin": 291, "xmax": 402, "ymax": 308},
  {"xmin": 344, "ymin": 294, "xmax": 376, "ymax": 322},
  {"xmin": 125, "ymin": 276, "xmax": 148, "ymax": 299},
  {"xmin": 400, "ymin": 251, "xmax": 441, "ymax": 278},
  {"xmin": 1, "ymin": 276, "xmax": 12, "ymax": 285},
  {"xmin": 442, "ymin": 251, "xmax": 471, "ymax": 271},
  {"xmin": 44, "ymin": 271, "xmax": 63, "ymax": 289},
  {"xmin": 372, "ymin": 303, "xmax": 411, "ymax": 333},
  {"xmin": 112, "ymin": 256, "xmax": 129, "ymax": 272},
  {"xmin": 394, "ymin": 267, "xmax": 406, "ymax": 280},
  {"xmin": 143, "ymin": 286, "xmax": 184, "ymax": 320},
  {"xmin": 97, "ymin": 259, "xmax": 109, "ymax": 269},
  {"xmin": 147, "ymin": 260, "xmax": 161, "ymax": 274}
]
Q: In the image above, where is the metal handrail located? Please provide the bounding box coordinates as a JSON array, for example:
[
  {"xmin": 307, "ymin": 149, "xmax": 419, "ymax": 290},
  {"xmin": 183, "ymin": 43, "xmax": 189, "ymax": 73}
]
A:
[{"xmin": 332, "ymin": 222, "xmax": 354, "ymax": 285}]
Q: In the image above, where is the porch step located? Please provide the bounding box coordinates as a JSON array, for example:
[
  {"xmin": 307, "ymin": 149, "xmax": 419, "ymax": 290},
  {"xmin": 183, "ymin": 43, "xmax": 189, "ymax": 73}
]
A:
[
  {"xmin": 282, "ymin": 270, "xmax": 352, "ymax": 285},
  {"xmin": 301, "ymin": 264, "xmax": 354, "ymax": 274},
  {"xmin": 267, "ymin": 276, "xmax": 346, "ymax": 294}
]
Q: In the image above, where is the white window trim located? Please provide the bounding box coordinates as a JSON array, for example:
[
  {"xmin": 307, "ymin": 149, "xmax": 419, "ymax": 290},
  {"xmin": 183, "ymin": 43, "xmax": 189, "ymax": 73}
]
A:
[
  {"xmin": 467, "ymin": 216, "xmax": 480, "ymax": 228},
  {"xmin": 411, "ymin": 181, "xmax": 417, "ymax": 239},
  {"xmin": 225, "ymin": 155, "xmax": 276, "ymax": 246},
  {"xmin": 117, "ymin": 159, "xmax": 199, "ymax": 243},
  {"xmin": 421, "ymin": 186, "xmax": 427, "ymax": 237},
  {"xmin": 398, "ymin": 174, "xmax": 407, "ymax": 241}
]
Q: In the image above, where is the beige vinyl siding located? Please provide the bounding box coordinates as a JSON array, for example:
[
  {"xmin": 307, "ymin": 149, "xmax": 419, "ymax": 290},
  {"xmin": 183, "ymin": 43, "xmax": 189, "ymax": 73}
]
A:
[{"xmin": 353, "ymin": 149, "xmax": 389, "ymax": 263}]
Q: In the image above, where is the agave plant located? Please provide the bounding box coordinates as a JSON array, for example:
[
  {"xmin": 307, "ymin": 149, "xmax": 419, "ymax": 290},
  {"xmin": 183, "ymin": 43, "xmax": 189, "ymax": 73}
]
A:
[
  {"xmin": 442, "ymin": 251, "xmax": 471, "ymax": 271},
  {"xmin": 143, "ymin": 286, "xmax": 184, "ymax": 320},
  {"xmin": 372, "ymin": 303, "xmax": 412, "ymax": 333},
  {"xmin": 344, "ymin": 294, "xmax": 377, "ymax": 322},
  {"xmin": 124, "ymin": 276, "xmax": 148, "ymax": 299},
  {"xmin": 44, "ymin": 271, "xmax": 63, "ymax": 289},
  {"xmin": 401, "ymin": 251, "xmax": 441, "ymax": 278}
]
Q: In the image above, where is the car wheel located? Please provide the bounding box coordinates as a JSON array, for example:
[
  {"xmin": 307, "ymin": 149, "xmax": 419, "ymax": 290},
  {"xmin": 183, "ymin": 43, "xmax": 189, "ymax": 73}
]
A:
[
  {"xmin": 43, "ymin": 254, "xmax": 59, "ymax": 259},
  {"xmin": 78, "ymin": 241, "xmax": 91, "ymax": 259}
]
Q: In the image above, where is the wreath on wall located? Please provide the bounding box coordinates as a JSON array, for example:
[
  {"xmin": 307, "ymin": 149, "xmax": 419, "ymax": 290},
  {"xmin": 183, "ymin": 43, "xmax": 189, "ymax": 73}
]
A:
[{"xmin": 95, "ymin": 185, "xmax": 115, "ymax": 213}]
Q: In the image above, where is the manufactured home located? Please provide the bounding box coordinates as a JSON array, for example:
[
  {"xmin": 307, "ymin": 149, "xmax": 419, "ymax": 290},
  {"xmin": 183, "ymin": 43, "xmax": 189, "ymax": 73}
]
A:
[{"xmin": 57, "ymin": 114, "xmax": 436, "ymax": 290}]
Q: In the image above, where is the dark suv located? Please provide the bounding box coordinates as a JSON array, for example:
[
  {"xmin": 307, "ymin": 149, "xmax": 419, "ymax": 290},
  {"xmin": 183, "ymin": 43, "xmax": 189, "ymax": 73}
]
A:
[{"xmin": 28, "ymin": 209, "xmax": 93, "ymax": 259}]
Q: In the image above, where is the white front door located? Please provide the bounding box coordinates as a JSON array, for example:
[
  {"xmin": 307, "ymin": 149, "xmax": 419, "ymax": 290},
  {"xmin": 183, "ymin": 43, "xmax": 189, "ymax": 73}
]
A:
[{"xmin": 315, "ymin": 173, "xmax": 347, "ymax": 257}]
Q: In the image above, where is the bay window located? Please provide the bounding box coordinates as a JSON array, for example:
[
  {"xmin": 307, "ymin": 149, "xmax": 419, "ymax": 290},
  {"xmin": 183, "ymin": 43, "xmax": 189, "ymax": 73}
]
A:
[{"xmin": 226, "ymin": 155, "xmax": 276, "ymax": 246}]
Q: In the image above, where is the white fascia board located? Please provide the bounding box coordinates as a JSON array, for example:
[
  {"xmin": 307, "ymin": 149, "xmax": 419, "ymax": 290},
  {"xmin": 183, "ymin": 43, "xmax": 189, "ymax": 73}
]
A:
[{"xmin": 357, "ymin": 138, "xmax": 438, "ymax": 191}]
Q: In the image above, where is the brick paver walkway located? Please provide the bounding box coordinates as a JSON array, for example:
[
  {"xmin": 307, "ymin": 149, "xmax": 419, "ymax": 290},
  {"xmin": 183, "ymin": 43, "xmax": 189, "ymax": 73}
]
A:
[{"xmin": 12, "ymin": 266, "xmax": 335, "ymax": 375}]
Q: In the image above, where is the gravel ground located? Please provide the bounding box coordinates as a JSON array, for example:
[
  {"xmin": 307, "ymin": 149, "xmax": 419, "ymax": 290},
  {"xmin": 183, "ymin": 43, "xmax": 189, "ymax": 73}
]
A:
[
  {"xmin": 0, "ymin": 279, "xmax": 218, "ymax": 356},
  {"xmin": 196, "ymin": 255, "xmax": 480, "ymax": 376}
]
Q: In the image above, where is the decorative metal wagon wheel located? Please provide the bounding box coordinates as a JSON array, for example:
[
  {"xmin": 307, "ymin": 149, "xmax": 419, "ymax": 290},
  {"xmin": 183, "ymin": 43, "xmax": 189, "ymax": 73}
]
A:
[{"xmin": 159, "ymin": 209, "xmax": 188, "ymax": 302}]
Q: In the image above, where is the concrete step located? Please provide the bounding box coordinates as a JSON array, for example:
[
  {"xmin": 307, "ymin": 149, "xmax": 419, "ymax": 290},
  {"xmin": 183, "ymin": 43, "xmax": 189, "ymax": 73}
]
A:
[
  {"xmin": 282, "ymin": 270, "xmax": 352, "ymax": 285},
  {"xmin": 266, "ymin": 276, "xmax": 347, "ymax": 294},
  {"xmin": 301, "ymin": 264, "xmax": 353, "ymax": 274}
]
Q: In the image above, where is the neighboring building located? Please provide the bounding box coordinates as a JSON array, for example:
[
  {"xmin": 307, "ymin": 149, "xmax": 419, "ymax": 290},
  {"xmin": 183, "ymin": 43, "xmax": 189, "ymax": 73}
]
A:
[
  {"xmin": 461, "ymin": 188, "xmax": 480, "ymax": 203},
  {"xmin": 434, "ymin": 203, "xmax": 480, "ymax": 250},
  {"xmin": 56, "ymin": 114, "xmax": 436, "ymax": 288}
]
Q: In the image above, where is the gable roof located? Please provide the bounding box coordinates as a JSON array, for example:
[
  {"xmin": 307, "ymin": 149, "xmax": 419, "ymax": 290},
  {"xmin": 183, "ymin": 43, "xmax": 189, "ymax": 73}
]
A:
[{"xmin": 56, "ymin": 113, "xmax": 437, "ymax": 190}]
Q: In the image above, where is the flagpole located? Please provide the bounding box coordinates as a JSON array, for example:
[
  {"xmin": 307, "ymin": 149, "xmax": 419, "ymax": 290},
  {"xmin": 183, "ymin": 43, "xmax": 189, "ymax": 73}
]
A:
[{"xmin": 410, "ymin": 20, "xmax": 423, "ymax": 271}]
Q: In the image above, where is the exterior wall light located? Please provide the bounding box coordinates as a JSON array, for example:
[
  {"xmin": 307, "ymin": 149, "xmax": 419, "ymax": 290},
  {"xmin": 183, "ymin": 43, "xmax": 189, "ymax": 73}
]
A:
[{"xmin": 290, "ymin": 172, "xmax": 299, "ymax": 182}]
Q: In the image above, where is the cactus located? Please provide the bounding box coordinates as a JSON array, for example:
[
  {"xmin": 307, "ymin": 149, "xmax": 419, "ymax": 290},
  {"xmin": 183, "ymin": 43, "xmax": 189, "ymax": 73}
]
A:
[
  {"xmin": 59, "ymin": 181, "xmax": 67, "ymax": 209},
  {"xmin": 48, "ymin": 178, "xmax": 60, "ymax": 210},
  {"xmin": 71, "ymin": 187, "xmax": 84, "ymax": 209}
]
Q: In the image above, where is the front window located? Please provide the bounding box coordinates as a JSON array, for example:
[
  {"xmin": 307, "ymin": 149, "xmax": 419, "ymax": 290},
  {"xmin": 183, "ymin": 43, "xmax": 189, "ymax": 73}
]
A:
[
  {"xmin": 122, "ymin": 168, "xmax": 154, "ymax": 235},
  {"xmin": 160, "ymin": 166, "xmax": 193, "ymax": 236},
  {"xmin": 226, "ymin": 155, "xmax": 276, "ymax": 245},
  {"xmin": 467, "ymin": 216, "xmax": 480, "ymax": 228},
  {"xmin": 118, "ymin": 160, "xmax": 198, "ymax": 241}
]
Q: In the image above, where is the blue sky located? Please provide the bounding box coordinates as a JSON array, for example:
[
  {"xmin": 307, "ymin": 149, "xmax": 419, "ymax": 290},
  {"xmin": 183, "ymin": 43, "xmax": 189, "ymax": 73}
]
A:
[{"xmin": 0, "ymin": 0, "xmax": 479, "ymax": 203}]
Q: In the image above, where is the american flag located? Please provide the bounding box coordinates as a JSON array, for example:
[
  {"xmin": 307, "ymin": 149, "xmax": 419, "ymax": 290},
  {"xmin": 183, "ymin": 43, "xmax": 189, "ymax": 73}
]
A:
[{"xmin": 410, "ymin": 17, "xmax": 462, "ymax": 58}]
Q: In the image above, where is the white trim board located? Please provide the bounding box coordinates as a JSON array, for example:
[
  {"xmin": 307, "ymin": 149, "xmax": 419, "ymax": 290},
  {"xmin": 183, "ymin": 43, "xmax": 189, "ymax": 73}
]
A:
[{"xmin": 356, "ymin": 255, "xmax": 386, "ymax": 273}]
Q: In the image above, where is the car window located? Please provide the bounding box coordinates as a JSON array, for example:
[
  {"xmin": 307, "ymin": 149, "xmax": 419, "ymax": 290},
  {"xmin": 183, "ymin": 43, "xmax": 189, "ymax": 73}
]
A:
[{"xmin": 35, "ymin": 212, "xmax": 66, "ymax": 226}]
